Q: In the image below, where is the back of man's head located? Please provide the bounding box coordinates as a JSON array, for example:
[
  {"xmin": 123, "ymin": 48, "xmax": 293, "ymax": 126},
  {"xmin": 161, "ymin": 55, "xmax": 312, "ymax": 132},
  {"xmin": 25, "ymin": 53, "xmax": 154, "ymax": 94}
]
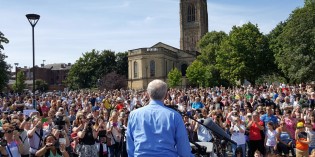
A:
[{"xmin": 147, "ymin": 79, "xmax": 167, "ymax": 101}]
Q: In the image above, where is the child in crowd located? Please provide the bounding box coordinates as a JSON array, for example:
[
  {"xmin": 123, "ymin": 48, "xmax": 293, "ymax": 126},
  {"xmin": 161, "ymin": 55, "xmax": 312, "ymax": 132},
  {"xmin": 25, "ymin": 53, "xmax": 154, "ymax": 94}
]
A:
[
  {"xmin": 265, "ymin": 121, "xmax": 277, "ymax": 157},
  {"xmin": 295, "ymin": 122, "xmax": 310, "ymax": 157}
]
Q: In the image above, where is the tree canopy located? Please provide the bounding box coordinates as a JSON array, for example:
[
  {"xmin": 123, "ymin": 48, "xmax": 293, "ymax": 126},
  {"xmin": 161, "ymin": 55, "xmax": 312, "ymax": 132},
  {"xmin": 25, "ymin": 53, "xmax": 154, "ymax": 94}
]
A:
[
  {"xmin": 0, "ymin": 31, "xmax": 11, "ymax": 91},
  {"xmin": 167, "ymin": 68, "xmax": 182, "ymax": 88},
  {"xmin": 66, "ymin": 49, "xmax": 128, "ymax": 89},
  {"xmin": 215, "ymin": 22, "xmax": 275, "ymax": 85},
  {"xmin": 272, "ymin": 3, "xmax": 315, "ymax": 83}
]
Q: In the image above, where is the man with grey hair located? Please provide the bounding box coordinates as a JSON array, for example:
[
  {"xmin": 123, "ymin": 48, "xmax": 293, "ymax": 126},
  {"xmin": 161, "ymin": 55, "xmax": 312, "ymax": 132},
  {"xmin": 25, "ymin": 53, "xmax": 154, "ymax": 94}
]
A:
[{"xmin": 127, "ymin": 79, "xmax": 193, "ymax": 157}]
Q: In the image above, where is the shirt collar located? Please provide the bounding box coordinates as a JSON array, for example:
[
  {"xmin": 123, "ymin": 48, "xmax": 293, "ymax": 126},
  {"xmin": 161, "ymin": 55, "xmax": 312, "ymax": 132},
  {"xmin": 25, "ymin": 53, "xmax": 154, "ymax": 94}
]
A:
[{"xmin": 148, "ymin": 100, "xmax": 164, "ymax": 106}]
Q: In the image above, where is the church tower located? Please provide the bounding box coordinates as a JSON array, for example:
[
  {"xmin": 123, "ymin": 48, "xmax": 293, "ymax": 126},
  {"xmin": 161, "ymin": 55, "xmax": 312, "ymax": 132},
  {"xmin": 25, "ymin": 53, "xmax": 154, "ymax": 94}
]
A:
[{"xmin": 180, "ymin": 0, "xmax": 208, "ymax": 51}]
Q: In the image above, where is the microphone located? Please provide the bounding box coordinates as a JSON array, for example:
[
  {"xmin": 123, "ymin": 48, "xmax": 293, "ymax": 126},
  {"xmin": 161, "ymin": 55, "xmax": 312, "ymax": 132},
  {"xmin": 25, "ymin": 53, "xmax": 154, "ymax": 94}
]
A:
[{"xmin": 203, "ymin": 118, "xmax": 237, "ymax": 145}]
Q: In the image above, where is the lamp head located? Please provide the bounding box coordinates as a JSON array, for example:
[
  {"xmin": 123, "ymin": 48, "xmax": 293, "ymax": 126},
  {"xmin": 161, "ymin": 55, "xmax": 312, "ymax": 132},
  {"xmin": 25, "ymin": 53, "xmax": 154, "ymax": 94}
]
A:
[{"xmin": 26, "ymin": 14, "xmax": 40, "ymax": 27}]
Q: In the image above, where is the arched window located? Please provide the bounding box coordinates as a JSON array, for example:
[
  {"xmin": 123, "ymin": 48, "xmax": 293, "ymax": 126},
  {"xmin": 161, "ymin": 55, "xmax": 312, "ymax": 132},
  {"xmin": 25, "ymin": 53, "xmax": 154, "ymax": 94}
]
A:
[
  {"xmin": 150, "ymin": 60, "xmax": 155, "ymax": 77},
  {"xmin": 187, "ymin": 4, "xmax": 195, "ymax": 22},
  {"xmin": 181, "ymin": 64, "xmax": 188, "ymax": 76},
  {"xmin": 134, "ymin": 61, "xmax": 138, "ymax": 78}
]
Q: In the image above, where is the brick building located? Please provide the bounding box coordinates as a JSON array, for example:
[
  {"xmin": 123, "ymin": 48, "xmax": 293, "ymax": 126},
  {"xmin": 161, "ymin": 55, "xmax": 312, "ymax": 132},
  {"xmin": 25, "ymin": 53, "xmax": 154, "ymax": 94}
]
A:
[{"xmin": 16, "ymin": 63, "xmax": 71, "ymax": 91}]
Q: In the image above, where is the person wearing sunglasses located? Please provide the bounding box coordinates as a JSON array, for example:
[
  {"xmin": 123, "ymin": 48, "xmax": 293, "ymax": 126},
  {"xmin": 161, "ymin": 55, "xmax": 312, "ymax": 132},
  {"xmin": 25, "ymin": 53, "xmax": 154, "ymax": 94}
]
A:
[{"xmin": 2, "ymin": 123, "xmax": 23, "ymax": 157}]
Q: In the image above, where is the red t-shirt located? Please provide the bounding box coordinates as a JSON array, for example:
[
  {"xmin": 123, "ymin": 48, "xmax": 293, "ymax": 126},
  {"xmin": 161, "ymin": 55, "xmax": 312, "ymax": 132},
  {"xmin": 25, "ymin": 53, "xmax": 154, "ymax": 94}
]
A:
[
  {"xmin": 116, "ymin": 103, "xmax": 124, "ymax": 110},
  {"xmin": 249, "ymin": 121, "xmax": 264, "ymax": 140}
]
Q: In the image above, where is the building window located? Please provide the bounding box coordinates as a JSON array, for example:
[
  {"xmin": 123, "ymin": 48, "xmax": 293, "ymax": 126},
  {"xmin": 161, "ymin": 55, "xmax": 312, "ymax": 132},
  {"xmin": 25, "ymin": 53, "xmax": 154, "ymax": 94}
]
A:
[
  {"xmin": 187, "ymin": 4, "xmax": 195, "ymax": 22},
  {"xmin": 134, "ymin": 61, "xmax": 138, "ymax": 78},
  {"xmin": 181, "ymin": 64, "xmax": 188, "ymax": 76},
  {"xmin": 150, "ymin": 60, "xmax": 155, "ymax": 77}
]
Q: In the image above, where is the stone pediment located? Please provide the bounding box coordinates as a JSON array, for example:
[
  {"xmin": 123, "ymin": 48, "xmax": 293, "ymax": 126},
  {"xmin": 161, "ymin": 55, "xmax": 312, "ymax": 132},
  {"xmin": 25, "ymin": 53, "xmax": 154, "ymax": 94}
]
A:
[{"xmin": 151, "ymin": 42, "xmax": 197, "ymax": 58}]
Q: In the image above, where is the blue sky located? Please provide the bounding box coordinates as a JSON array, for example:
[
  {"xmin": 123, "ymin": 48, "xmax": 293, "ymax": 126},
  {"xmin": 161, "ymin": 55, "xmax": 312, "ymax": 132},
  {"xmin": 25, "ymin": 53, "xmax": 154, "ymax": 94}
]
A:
[{"xmin": 1, "ymin": 0, "xmax": 304, "ymax": 69}]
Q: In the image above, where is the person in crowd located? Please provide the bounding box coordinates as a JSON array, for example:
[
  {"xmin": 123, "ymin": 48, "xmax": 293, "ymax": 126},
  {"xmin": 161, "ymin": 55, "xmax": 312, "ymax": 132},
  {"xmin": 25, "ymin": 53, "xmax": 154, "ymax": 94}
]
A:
[
  {"xmin": 261, "ymin": 106, "xmax": 278, "ymax": 129},
  {"xmin": 305, "ymin": 119, "xmax": 315, "ymax": 155},
  {"xmin": 230, "ymin": 116, "xmax": 246, "ymax": 157},
  {"xmin": 76, "ymin": 113, "xmax": 98, "ymax": 157},
  {"xmin": 247, "ymin": 111, "xmax": 265, "ymax": 157},
  {"xmin": 295, "ymin": 122, "xmax": 310, "ymax": 157},
  {"xmin": 2, "ymin": 123, "xmax": 23, "ymax": 157},
  {"xmin": 192, "ymin": 97, "xmax": 204, "ymax": 111},
  {"xmin": 283, "ymin": 110, "xmax": 297, "ymax": 156},
  {"xmin": 28, "ymin": 116, "xmax": 44, "ymax": 157},
  {"xmin": 35, "ymin": 133, "xmax": 69, "ymax": 157},
  {"xmin": 107, "ymin": 110, "xmax": 122, "ymax": 157},
  {"xmin": 264, "ymin": 121, "xmax": 277, "ymax": 157},
  {"xmin": 126, "ymin": 79, "xmax": 193, "ymax": 157},
  {"xmin": 194, "ymin": 112, "xmax": 212, "ymax": 142},
  {"xmin": 276, "ymin": 120, "xmax": 293, "ymax": 157}
]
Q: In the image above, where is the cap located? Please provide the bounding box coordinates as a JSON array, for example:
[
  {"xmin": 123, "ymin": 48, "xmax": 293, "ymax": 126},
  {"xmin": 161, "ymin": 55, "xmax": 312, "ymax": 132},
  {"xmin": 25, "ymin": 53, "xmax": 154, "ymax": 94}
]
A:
[
  {"xmin": 246, "ymin": 113, "xmax": 252, "ymax": 117},
  {"xmin": 17, "ymin": 111, "xmax": 23, "ymax": 115},
  {"xmin": 297, "ymin": 122, "xmax": 304, "ymax": 128}
]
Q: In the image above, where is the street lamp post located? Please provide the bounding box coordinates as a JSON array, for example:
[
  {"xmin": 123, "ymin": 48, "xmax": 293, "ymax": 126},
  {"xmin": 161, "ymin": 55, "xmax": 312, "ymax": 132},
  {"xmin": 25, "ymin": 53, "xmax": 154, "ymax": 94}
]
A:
[
  {"xmin": 14, "ymin": 63, "xmax": 19, "ymax": 92},
  {"xmin": 26, "ymin": 13, "xmax": 40, "ymax": 109}
]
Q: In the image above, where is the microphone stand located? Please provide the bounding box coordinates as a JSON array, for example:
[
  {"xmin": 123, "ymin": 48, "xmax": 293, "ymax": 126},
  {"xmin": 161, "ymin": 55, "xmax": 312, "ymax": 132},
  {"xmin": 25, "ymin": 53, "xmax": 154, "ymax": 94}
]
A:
[{"xmin": 167, "ymin": 105, "xmax": 236, "ymax": 157}]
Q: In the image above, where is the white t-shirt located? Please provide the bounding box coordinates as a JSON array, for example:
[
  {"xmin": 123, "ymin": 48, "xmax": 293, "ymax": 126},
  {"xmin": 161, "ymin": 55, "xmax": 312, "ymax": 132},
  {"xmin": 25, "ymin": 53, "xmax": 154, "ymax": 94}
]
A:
[
  {"xmin": 230, "ymin": 125, "xmax": 246, "ymax": 145},
  {"xmin": 266, "ymin": 129, "xmax": 277, "ymax": 146},
  {"xmin": 197, "ymin": 119, "xmax": 212, "ymax": 142}
]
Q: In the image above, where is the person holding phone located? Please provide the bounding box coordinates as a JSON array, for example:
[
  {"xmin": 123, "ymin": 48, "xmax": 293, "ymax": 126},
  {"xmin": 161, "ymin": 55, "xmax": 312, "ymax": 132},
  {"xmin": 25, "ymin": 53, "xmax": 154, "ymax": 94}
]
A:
[
  {"xmin": 77, "ymin": 113, "xmax": 98, "ymax": 157},
  {"xmin": 2, "ymin": 123, "xmax": 23, "ymax": 157},
  {"xmin": 35, "ymin": 134, "xmax": 69, "ymax": 157}
]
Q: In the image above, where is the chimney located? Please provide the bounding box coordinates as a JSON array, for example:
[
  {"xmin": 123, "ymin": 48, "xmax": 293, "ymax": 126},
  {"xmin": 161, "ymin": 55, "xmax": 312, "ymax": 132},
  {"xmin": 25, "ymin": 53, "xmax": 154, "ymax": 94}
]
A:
[
  {"xmin": 41, "ymin": 64, "xmax": 44, "ymax": 68},
  {"xmin": 67, "ymin": 63, "xmax": 71, "ymax": 66}
]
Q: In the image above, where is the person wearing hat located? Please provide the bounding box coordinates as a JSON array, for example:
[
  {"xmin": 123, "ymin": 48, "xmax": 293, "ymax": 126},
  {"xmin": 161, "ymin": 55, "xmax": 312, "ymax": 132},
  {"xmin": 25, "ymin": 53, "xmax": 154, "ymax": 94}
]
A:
[{"xmin": 295, "ymin": 122, "xmax": 310, "ymax": 157}]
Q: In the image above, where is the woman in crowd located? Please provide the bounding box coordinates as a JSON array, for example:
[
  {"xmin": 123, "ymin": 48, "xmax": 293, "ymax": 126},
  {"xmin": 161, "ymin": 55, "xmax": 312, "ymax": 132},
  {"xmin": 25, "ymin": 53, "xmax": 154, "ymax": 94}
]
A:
[
  {"xmin": 106, "ymin": 110, "xmax": 122, "ymax": 157},
  {"xmin": 264, "ymin": 122, "xmax": 277, "ymax": 157},
  {"xmin": 276, "ymin": 120, "xmax": 293, "ymax": 157},
  {"xmin": 77, "ymin": 113, "xmax": 98, "ymax": 157},
  {"xmin": 72, "ymin": 113, "xmax": 85, "ymax": 133},
  {"xmin": 230, "ymin": 116, "xmax": 246, "ymax": 157},
  {"xmin": 35, "ymin": 134, "xmax": 69, "ymax": 157},
  {"xmin": 247, "ymin": 111, "xmax": 265, "ymax": 157}
]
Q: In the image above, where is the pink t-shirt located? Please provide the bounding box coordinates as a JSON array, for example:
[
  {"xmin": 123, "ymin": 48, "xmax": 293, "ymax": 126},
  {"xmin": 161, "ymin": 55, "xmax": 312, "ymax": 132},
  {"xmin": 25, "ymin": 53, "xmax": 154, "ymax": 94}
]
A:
[{"xmin": 285, "ymin": 117, "xmax": 296, "ymax": 139}]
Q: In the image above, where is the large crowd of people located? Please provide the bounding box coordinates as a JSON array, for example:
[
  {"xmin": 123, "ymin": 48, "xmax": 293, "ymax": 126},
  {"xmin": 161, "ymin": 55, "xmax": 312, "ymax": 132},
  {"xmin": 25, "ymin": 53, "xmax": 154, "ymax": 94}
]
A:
[{"xmin": 0, "ymin": 82, "xmax": 314, "ymax": 157}]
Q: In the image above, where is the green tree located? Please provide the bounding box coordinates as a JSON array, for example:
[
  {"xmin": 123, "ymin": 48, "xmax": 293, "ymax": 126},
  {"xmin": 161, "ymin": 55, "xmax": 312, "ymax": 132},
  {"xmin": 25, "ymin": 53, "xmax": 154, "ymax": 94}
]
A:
[
  {"xmin": 216, "ymin": 22, "xmax": 274, "ymax": 85},
  {"xmin": 197, "ymin": 31, "xmax": 228, "ymax": 86},
  {"xmin": 66, "ymin": 49, "xmax": 117, "ymax": 89},
  {"xmin": 35, "ymin": 79, "xmax": 48, "ymax": 92},
  {"xmin": 115, "ymin": 52, "xmax": 128, "ymax": 77},
  {"xmin": 0, "ymin": 31, "xmax": 10, "ymax": 91},
  {"xmin": 186, "ymin": 60, "xmax": 209, "ymax": 87},
  {"xmin": 167, "ymin": 68, "xmax": 182, "ymax": 88},
  {"xmin": 12, "ymin": 71, "xmax": 27, "ymax": 92},
  {"xmin": 273, "ymin": 3, "xmax": 315, "ymax": 82}
]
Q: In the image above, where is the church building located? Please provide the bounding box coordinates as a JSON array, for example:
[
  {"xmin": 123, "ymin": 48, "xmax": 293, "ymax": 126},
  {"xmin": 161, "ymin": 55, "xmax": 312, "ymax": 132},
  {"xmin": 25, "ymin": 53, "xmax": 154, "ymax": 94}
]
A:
[{"xmin": 128, "ymin": 0, "xmax": 208, "ymax": 89}]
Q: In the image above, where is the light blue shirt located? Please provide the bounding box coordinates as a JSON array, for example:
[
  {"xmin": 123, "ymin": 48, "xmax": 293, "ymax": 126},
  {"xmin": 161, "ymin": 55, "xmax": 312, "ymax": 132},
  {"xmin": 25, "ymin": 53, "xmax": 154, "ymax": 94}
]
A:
[{"xmin": 127, "ymin": 100, "xmax": 193, "ymax": 157}]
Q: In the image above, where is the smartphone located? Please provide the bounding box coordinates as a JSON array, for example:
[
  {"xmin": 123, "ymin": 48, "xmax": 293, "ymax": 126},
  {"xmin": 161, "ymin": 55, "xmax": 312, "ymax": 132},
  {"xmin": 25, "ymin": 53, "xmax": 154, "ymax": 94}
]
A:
[
  {"xmin": 59, "ymin": 138, "xmax": 66, "ymax": 145},
  {"xmin": 41, "ymin": 118, "xmax": 48, "ymax": 123}
]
